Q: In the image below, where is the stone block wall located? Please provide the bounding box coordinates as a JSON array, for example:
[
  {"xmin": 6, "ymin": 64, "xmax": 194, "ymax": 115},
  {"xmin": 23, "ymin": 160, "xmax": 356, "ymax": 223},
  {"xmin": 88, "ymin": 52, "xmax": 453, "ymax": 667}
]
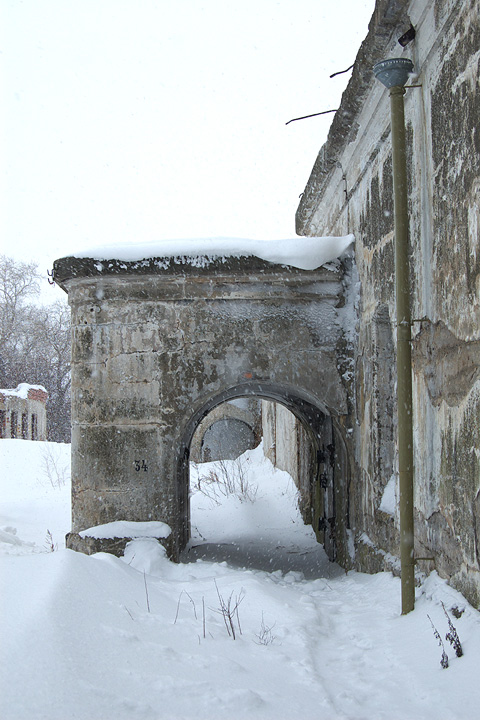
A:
[{"xmin": 296, "ymin": 0, "xmax": 480, "ymax": 605}]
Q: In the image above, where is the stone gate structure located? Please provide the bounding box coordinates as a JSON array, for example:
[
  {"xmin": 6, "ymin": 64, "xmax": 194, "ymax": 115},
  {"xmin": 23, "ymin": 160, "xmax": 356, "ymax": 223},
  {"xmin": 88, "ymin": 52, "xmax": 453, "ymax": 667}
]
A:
[
  {"xmin": 53, "ymin": 0, "xmax": 480, "ymax": 609},
  {"xmin": 53, "ymin": 254, "xmax": 354, "ymax": 562}
]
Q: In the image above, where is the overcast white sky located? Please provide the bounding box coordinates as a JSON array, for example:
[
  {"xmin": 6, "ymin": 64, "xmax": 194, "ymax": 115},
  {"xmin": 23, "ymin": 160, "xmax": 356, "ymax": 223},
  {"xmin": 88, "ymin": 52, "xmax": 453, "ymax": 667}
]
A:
[{"xmin": 1, "ymin": 0, "xmax": 375, "ymax": 277}]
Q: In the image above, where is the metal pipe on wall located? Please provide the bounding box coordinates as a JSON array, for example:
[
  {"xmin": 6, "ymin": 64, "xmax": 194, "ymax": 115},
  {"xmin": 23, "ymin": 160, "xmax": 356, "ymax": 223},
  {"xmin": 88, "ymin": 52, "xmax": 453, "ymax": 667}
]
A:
[
  {"xmin": 390, "ymin": 84, "xmax": 415, "ymax": 615},
  {"xmin": 373, "ymin": 58, "xmax": 415, "ymax": 614}
]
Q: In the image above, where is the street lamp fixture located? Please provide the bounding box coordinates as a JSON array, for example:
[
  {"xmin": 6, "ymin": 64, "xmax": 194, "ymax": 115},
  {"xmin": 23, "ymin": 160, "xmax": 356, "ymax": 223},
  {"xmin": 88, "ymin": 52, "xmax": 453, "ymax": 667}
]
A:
[{"xmin": 373, "ymin": 57, "xmax": 414, "ymax": 87}]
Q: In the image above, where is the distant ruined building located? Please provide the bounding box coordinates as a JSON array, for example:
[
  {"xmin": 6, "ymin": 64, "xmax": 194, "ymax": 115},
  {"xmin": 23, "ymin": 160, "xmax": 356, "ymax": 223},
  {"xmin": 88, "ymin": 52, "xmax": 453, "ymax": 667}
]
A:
[
  {"xmin": 53, "ymin": 0, "xmax": 480, "ymax": 608},
  {"xmin": 0, "ymin": 384, "xmax": 48, "ymax": 441}
]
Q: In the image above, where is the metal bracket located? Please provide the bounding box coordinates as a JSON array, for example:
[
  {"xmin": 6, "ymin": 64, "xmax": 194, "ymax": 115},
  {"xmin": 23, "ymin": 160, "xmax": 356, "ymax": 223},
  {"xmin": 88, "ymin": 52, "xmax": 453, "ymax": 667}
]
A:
[{"xmin": 415, "ymin": 556, "xmax": 436, "ymax": 564}]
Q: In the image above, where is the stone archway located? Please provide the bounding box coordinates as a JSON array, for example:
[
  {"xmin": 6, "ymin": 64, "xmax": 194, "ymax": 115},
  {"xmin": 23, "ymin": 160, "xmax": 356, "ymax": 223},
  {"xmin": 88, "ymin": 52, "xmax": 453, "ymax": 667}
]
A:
[
  {"xmin": 176, "ymin": 381, "xmax": 348, "ymax": 563},
  {"xmin": 190, "ymin": 398, "xmax": 261, "ymax": 462},
  {"xmin": 53, "ymin": 252, "xmax": 354, "ymax": 563},
  {"xmin": 200, "ymin": 418, "xmax": 255, "ymax": 461}
]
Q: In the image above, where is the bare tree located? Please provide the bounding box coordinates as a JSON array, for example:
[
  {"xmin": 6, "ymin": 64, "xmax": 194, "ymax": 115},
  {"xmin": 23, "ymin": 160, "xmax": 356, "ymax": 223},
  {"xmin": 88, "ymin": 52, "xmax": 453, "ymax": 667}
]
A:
[
  {"xmin": 0, "ymin": 255, "xmax": 41, "ymax": 332},
  {"xmin": 0, "ymin": 256, "xmax": 71, "ymax": 442},
  {"xmin": 0, "ymin": 256, "xmax": 42, "ymax": 383}
]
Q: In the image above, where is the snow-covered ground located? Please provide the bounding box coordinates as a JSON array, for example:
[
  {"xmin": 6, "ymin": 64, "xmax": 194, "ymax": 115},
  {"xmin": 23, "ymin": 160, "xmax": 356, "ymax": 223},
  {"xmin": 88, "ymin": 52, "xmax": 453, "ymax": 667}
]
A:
[{"xmin": 1, "ymin": 439, "xmax": 479, "ymax": 720}]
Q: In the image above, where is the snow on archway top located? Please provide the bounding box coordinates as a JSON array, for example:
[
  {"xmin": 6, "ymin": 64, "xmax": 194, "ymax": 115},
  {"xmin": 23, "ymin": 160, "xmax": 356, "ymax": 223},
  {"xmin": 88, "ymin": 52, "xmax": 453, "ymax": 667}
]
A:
[{"xmin": 71, "ymin": 235, "xmax": 354, "ymax": 271}]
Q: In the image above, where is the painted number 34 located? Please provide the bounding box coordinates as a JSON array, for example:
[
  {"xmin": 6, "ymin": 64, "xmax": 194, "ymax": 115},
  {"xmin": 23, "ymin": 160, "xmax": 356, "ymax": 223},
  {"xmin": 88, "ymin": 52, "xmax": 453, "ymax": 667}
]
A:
[{"xmin": 134, "ymin": 460, "xmax": 148, "ymax": 472}]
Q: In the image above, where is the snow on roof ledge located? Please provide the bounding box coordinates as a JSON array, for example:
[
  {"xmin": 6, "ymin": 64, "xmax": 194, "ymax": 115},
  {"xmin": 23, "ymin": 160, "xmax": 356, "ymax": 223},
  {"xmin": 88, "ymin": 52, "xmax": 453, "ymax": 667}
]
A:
[
  {"xmin": 71, "ymin": 235, "xmax": 355, "ymax": 271},
  {"xmin": 0, "ymin": 383, "xmax": 48, "ymax": 399}
]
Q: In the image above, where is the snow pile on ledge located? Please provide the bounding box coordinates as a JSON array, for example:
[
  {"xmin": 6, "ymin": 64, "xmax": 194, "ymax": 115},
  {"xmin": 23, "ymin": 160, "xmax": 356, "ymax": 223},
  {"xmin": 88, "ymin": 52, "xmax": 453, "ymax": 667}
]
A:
[
  {"xmin": 72, "ymin": 235, "xmax": 355, "ymax": 271},
  {"xmin": 0, "ymin": 383, "xmax": 47, "ymax": 399},
  {"xmin": 379, "ymin": 475, "xmax": 398, "ymax": 516},
  {"xmin": 79, "ymin": 520, "xmax": 171, "ymax": 540}
]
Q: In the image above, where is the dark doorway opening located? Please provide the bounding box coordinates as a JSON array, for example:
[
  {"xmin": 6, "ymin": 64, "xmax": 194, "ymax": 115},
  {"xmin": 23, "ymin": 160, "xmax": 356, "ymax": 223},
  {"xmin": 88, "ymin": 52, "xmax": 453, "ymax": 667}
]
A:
[{"xmin": 178, "ymin": 383, "xmax": 348, "ymax": 576}]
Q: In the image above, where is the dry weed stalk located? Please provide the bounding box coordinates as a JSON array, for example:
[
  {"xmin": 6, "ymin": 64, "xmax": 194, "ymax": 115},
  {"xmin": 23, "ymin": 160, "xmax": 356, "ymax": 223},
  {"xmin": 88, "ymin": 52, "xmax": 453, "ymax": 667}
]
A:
[{"xmin": 212, "ymin": 580, "xmax": 245, "ymax": 639}]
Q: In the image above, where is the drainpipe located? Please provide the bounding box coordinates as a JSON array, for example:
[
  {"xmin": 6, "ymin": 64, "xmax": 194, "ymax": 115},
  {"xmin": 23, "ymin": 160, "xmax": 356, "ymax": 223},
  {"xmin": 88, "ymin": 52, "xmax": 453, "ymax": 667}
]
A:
[{"xmin": 373, "ymin": 58, "xmax": 415, "ymax": 614}]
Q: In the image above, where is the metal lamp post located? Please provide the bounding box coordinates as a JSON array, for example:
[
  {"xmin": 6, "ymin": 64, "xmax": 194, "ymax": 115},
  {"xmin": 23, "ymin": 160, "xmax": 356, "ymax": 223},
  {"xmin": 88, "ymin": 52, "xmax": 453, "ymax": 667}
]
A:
[{"xmin": 373, "ymin": 57, "xmax": 415, "ymax": 614}]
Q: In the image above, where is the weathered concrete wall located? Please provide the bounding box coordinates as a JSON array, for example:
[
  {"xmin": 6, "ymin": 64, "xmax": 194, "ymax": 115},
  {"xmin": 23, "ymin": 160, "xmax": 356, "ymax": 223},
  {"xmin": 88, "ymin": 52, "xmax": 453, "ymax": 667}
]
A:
[
  {"xmin": 262, "ymin": 401, "xmax": 299, "ymax": 481},
  {"xmin": 262, "ymin": 400, "xmax": 277, "ymax": 466},
  {"xmin": 261, "ymin": 399, "xmax": 352, "ymax": 564},
  {"xmin": 54, "ymin": 254, "xmax": 353, "ymax": 560},
  {"xmin": 296, "ymin": 0, "xmax": 480, "ymax": 605},
  {"xmin": 261, "ymin": 400, "xmax": 310, "ymax": 521},
  {"xmin": 261, "ymin": 400, "xmax": 312, "ymax": 523}
]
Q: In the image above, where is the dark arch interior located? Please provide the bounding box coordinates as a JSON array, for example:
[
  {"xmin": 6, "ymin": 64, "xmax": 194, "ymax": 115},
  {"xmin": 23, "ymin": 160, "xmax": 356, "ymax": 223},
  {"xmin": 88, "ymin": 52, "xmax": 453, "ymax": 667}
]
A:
[
  {"xmin": 180, "ymin": 382, "xmax": 328, "ymax": 450},
  {"xmin": 176, "ymin": 382, "xmax": 348, "ymax": 570},
  {"xmin": 200, "ymin": 418, "xmax": 256, "ymax": 462}
]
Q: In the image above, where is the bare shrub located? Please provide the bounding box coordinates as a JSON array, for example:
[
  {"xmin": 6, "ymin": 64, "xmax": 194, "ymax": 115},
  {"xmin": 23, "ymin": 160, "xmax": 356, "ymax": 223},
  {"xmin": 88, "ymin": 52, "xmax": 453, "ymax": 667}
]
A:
[
  {"xmin": 192, "ymin": 454, "xmax": 257, "ymax": 504},
  {"xmin": 442, "ymin": 602, "xmax": 463, "ymax": 658},
  {"xmin": 41, "ymin": 443, "xmax": 70, "ymax": 488},
  {"xmin": 211, "ymin": 580, "xmax": 245, "ymax": 640},
  {"xmin": 44, "ymin": 529, "xmax": 57, "ymax": 552},
  {"xmin": 255, "ymin": 613, "xmax": 276, "ymax": 646},
  {"xmin": 174, "ymin": 591, "xmax": 199, "ymax": 624},
  {"xmin": 191, "ymin": 468, "xmax": 224, "ymax": 506},
  {"xmin": 428, "ymin": 615, "xmax": 449, "ymax": 669}
]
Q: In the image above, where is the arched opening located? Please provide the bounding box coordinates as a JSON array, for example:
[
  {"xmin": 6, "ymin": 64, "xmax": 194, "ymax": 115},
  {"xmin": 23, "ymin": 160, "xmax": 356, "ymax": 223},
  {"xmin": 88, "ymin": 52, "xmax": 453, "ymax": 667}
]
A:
[
  {"xmin": 200, "ymin": 418, "xmax": 255, "ymax": 461},
  {"xmin": 176, "ymin": 382, "xmax": 350, "ymax": 574},
  {"xmin": 190, "ymin": 398, "xmax": 261, "ymax": 463}
]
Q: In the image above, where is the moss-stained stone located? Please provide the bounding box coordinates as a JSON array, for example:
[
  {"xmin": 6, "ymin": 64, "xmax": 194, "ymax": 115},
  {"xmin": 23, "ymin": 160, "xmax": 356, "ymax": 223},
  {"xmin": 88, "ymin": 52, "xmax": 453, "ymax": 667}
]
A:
[
  {"xmin": 412, "ymin": 322, "xmax": 480, "ymax": 407},
  {"xmin": 295, "ymin": 0, "xmax": 480, "ymax": 607}
]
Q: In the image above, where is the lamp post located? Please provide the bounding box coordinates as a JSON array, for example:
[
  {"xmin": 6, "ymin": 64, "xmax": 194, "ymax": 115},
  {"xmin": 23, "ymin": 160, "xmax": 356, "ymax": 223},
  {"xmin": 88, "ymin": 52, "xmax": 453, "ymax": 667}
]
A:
[{"xmin": 373, "ymin": 57, "xmax": 415, "ymax": 614}]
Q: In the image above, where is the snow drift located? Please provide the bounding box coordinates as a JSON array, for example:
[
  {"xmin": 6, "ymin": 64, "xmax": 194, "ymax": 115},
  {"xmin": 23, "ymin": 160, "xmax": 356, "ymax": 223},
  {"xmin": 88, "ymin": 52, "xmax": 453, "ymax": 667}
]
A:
[{"xmin": 1, "ymin": 439, "xmax": 479, "ymax": 720}]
